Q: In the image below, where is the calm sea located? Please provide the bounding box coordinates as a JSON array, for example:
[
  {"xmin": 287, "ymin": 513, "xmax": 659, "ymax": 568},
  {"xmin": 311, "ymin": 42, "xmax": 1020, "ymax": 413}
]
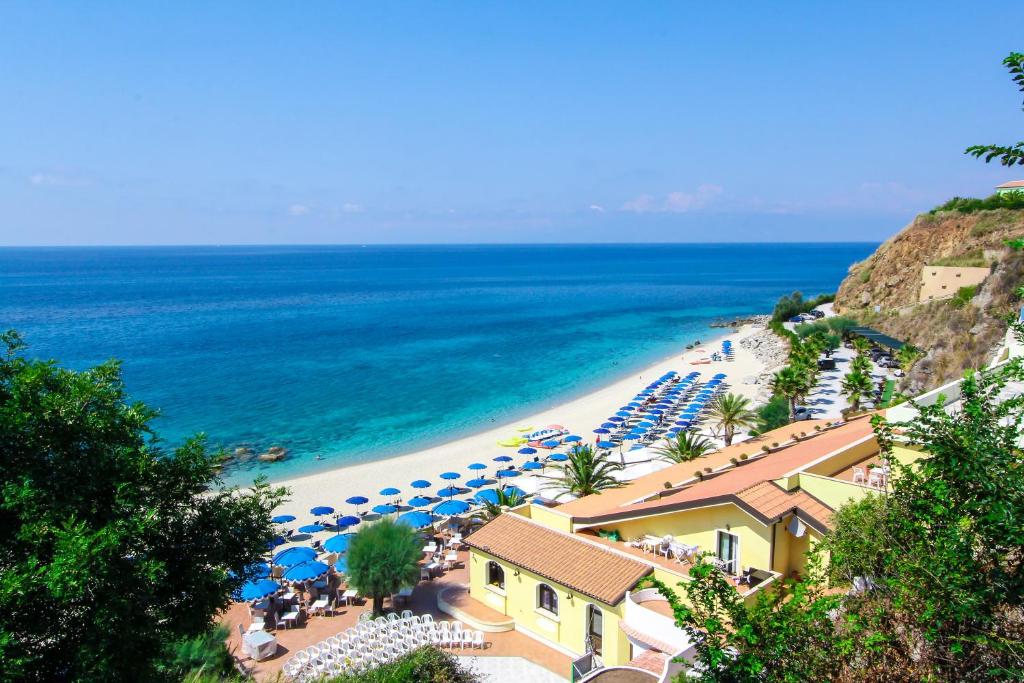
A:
[{"xmin": 0, "ymin": 243, "xmax": 874, "ymax": 483}]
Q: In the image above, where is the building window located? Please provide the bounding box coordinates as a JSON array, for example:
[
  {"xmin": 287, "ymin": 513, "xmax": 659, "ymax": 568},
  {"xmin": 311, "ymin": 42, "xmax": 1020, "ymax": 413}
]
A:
[
  {"xmin": 486, "ymin": 562, "xmax": 505, "ymax": 590},
  {"xmin": 537, "ymin": 583, "xmax": 558, "ymax": 615}
]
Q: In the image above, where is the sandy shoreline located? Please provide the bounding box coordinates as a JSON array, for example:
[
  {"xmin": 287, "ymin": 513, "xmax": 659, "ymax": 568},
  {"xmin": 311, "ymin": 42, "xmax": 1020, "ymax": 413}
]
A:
[{"xmin": 264, "ymin": 322, "xmax": 773, "ymax": 518}]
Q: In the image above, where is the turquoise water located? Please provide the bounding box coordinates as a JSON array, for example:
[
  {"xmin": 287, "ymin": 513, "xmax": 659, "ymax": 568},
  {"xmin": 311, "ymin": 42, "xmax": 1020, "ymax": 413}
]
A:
[{"xmin": 0, "ymin": 243, "xmax": 874, "ymax": 484}]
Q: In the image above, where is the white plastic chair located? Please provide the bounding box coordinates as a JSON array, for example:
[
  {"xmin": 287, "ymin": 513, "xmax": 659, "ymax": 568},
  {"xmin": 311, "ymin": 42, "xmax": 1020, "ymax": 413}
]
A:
[
  {"xmin": 852, "ymin": 466, "xmax": 866, "ymax": 484},
  {"xmin": 422, "ymin": 613, "xmax": 434, "ymax": 626},
  {"xmin": 461, "ymin": 630, "xmax": 474, "ymax": 649},
  {"xmin": 471, "ymin": 630, "xmax": 484, "ymax": 649},
  {"xmin": 400, "ymin": 609, "xmax": 413, "ymax": 620}
]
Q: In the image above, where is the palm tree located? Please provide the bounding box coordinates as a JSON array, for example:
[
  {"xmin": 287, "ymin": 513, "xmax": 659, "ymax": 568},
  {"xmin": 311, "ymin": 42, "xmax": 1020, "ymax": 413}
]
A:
[
  {"xmin": 708, "ymin": 393, "xmax": 757, "ymax": 446},
  {"xmin": 771, "ymin": 366, "xmax": 809, "ymax": 422},
  {"xmin": 345, "ymin": 518, "xmax": 422, "ymax": 615},
  {"xmin": 841, "ymin": 370, "xmax": 873, "ymax": 412},
  {"xmin": 850, "ymin": 354, "xmax": 873, "ymax": 376},
  {"xmin": 655, "ymin": 431, "xmax": 715, "ymax": 463},
  {"xmin": 543, "ymin": 444, "xmax": 623, "ymax": 499},
  {"xmin": 852, "ymin": 337, "xmax": 872, "ymax": 357},
  {"xmin": 477, "ymin": 485, "xmax": 525, "ymax": 522}
]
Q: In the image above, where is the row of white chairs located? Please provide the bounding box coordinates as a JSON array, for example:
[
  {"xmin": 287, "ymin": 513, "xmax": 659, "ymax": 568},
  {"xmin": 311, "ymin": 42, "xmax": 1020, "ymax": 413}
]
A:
[{"xmin": 282, "ymin": 611, "xmax": 485, "ymax": 680}]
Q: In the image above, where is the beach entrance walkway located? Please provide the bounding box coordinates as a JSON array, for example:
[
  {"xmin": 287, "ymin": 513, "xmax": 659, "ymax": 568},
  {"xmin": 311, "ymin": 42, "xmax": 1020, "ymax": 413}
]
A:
[{"xmin": 221, "ymin": 547, "xmax": 573, "ymax": 681}]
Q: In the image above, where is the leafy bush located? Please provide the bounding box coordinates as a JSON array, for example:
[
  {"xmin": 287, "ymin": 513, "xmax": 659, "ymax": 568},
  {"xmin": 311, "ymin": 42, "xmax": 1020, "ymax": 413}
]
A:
[
  {"xmin": 950, "ymin": 284, "xmax": 979, "ymax": 308},
  {"xmin": 928, "ymin": 192, "xmax": 1024, "ymax": 215},
  {"xmin": 771, "ymin": 291, "xmax": 835, "ymax": 322},
  {"xmin": 157, "ymin": 626, "xmax": 235, "ymax": 681},
  {"xmin": 931, "ymin": 249, "xmax": 989, "ymax": 268},
  {"xmin": 751, "ymin": 396, "xmax": 790, "ymax": 435},
  {"xmin": 325, "ymin": 646, "xmax": 478, "ymax": 682}
]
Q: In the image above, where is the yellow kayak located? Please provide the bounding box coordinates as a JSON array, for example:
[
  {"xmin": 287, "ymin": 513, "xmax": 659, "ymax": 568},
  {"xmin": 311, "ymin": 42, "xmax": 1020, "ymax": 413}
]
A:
[{"xmin": 497, "ymin": 437, "xmax": 527, "ymax": 447}]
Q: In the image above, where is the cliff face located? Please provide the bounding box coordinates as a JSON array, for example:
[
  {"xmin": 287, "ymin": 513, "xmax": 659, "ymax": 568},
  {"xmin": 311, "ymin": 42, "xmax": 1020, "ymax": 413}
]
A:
[{"xmin": 834, "ymin": 208, "xmax": 1024, "ymax": 394}]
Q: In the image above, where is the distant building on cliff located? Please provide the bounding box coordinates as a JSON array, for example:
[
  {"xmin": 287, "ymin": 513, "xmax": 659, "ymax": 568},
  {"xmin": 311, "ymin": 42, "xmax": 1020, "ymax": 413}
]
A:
[{"xmin": 995, "ymin": 180, "xmax": 1024, "ymax": 195}]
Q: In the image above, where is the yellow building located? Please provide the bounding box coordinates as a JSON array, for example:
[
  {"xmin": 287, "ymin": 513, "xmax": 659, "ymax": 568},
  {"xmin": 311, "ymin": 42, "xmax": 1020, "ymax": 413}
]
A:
[{"xmin": 462, "ymin": 415, "xmax": 898, "ymax": 676}]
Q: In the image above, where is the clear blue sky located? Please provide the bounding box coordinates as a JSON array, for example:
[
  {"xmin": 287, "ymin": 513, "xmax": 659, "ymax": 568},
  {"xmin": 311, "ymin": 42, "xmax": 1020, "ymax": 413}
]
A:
[{"xmin": 1, "ymin": 2, "xmax": 1021, "ymax": 245}]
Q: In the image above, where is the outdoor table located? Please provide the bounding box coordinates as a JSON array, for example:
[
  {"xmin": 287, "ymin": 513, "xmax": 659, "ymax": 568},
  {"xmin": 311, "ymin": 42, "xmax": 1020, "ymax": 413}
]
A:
[
  {"xmin": 279, "ymin": 608, "xmax": 299, "ymax": 629},
  {"xmin": 311, "ymin": 596, "xmax": 329, "ymax": 615},
  {"xmin": 422, "ymin": 544, "xmax": 437, "ymax": 553},
  {"xmin": 395, "ymin": 587, "xmax": 414, "ymax": 604},
  {"xmin": 425, "ymin": 561, "xmax": 440, "ymax": 576},
  {"xmin": 342, "ymin": 589, "xmax": 358, "ymax": 605},
  {"xmin": 243, "ymin": 630, "xmax": 278, "ymax": 661},
  {"xmin": 312, "ymin": 579, "xmax": 328, "ymax": 589}
]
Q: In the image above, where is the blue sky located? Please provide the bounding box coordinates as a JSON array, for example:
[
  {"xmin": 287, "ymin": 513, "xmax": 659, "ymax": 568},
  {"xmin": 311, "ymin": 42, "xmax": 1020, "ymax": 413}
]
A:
[{"xmin": 1, "ymin": 2, "xmax": 1021, "ymax": 245}]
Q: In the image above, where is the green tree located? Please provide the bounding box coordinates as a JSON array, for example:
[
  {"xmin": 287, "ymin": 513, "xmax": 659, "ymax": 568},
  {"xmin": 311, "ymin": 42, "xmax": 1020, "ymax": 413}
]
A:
[
  {"xmin": 770, "ymin": 366, "xmax": 809, "ymax": 422},
  {"xmin": 475, "ymin": 485, "xmax": 525, "ymax": 523},
  {"xmin": 849, "ymin": 353, "xmax": 873, "ymax": 376},
  {"xmin": 852, "ymin": 336, "xmax": 872, "ymax": 356},
  {"xmin": 841, "ymin": 369, "xmax": 873, "ymax": 411},
  {"xmin": 707, "ymin": 393, "xmax": 757, "ymax": 446},
  {"xmin": 825, "ymin": 315, "xmax": 858, "ymax": 339},
  {"xmin": 647, "ymin": 557, "xmax": 843, "ymax": 683},
  {"xmin": 345, "ymin": 518, "xmax": 422, "ymax": 615},
  {"xmin": 965, "ymin": 52, "xmax": 1024, "ymax": 167},
  {"xmin": 655, "ymin": 431, "xmax": 715, "ymax": 464},
  {"xmin": 0, "ymin": 331, "xmax": 285, "ymax": 682},
  {"xmin": 751, "ymin": 396, "xmax": 790, "ymax": 435},
  {"xmin": 326, "ymin": 645, "xmax": 478, "ymax": 682},
  {"xmin": 544, "ymin": 444, "xmax": 623, "ymax": 499}
]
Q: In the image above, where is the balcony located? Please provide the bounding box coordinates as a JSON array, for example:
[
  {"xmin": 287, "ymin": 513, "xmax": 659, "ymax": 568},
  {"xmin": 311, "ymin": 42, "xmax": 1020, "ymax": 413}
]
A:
[{"xmin": 621, "ymin": 588, "xmax": 692, "ymax": 654}]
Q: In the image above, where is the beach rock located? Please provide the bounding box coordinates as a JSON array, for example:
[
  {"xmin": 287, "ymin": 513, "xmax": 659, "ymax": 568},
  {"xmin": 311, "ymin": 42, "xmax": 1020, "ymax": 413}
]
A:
[
  {"xmin": 258, "ymin": 446, "xmax": 288, "ymax": 462},
  {"xmin": 233, "ymin": 446, "xmax": 255, "ymax": 461}
]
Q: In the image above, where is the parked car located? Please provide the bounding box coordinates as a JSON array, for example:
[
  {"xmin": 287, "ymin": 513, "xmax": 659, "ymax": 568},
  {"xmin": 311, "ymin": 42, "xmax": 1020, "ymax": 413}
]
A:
[
  {"xmin": 793, "ymin": 406, "xmax": 812, "ymax": 420},
  {"xmin": 817, "ymin": 358, "xmax": 836, "ymax": 370},
  {"xmin": 809, "ymin": 309, "xmax": 825, "ymax": 319}
]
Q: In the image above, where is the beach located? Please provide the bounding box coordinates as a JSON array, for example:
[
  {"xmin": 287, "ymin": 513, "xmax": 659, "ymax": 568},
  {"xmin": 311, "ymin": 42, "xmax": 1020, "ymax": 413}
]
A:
[{"xmin": 268, "ymin": 322, "xmax": 777, "ymax": 518}]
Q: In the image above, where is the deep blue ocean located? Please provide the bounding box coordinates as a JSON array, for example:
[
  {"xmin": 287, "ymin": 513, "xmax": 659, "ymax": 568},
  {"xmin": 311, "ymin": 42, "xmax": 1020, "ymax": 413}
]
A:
[{"xmin": 0, "ymin": 243, "xmax": 874, "ymax": 484}]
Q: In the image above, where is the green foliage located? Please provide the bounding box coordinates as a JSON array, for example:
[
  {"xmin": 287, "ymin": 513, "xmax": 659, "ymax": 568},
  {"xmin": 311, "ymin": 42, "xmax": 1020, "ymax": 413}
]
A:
[
  {"xmin": 475, "ymin": 485, "xmax": 526, "ymax": 523},
  {"xmin": 655, "ymin": 431, "xmax": 715, "ymax": 464},
  {"xmin": 544, "ymin": 443, "xmax": 623, "ymax": 499},
  {"xmin": 0, "ymin": 331, "xmax": 286, "ymax": 682},
  {"xmin": 825, "ymin": 316, "xmax": 858, "ymax": 337},
  {"xmin": 929, "ymin": 193, "xmax": 1024, "ymax": 214},
  {"xmin": 155, "ymin": 625, "xmax": 236, "ymax": 681},
  {"xmin": 770, "ymin": 291, "xmax": 835, "ymax": 323},
  {"xmin": 840, "ymin": 369, "xmax": 873, "ymax": 411},
  {"xmin": 950, "ymin": 284, "xmax": 979, "ymax": 308},
  {"xmin": 895, "ymin": 344, "xmax": 923, "ymax": 373},
  {"xmin": 751, "ymin": 396, "xmax": 790, "ymax": 435},
  {"xmin": 965, "ymin": 52, "xmax": 1024, "ymax": 167},
  {"xmin": 931, "ymin": 249, "xmax": 988, "ymax": 267},
  {"xmin": 345, "ymin": 518, "xmax": 422, "ymax": 615},
  {"xmin": 324, "ymin": 646, "xmax": 478, "ymax": 682},
  {"xmin": 647, "ymin": 556, "xmax": 843, "ymax": 683},
  {"xmin": 707, "ymin": 393, "xmax": 757, "ymax": 446},
  {"xmin": 770, "ymin": 366, "xmax": 811, "ymax": 422}
]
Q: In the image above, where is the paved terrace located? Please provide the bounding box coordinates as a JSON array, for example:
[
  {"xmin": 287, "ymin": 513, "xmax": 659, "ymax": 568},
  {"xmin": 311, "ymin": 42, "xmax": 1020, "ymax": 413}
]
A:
[{"xmin": 221, "ymin": 547, "xmax": 572, "ymax": 681}]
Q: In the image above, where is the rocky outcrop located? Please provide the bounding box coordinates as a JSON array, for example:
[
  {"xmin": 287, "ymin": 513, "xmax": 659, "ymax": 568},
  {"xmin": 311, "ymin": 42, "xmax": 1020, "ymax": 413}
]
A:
[
  {"xmin": 740, "ymin": 327, "xmax": 790, "ymax": 402},
  {"xmin": 257, "ymin": 445, "xmax": 288, "ymax": 462},
  {"xmin": 834, "ymin": 207, "xmax": 1024, "ymax": 394}
]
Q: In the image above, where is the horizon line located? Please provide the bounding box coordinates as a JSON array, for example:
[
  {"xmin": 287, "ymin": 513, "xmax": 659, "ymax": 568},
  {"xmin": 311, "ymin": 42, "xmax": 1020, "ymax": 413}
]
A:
[{"xmin": 0, "ymin": 240, "xmax": 881, "ymax": 249}]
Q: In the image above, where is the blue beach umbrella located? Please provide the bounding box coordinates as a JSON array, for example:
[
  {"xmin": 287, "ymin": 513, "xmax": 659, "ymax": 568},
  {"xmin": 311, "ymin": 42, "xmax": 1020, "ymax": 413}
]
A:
[
  {"xmin": 596, "ymin": 440, "xmax": 616, "ymax": 449},
  {"xmin": 438, "ymin": 486, "xmax": 461, "ymax": 498},
  {"xmin": 410, "ymin": 480, "xmax": 431, "ymax": 489},
  {"xmin": 522, "ymin": 461, "xmax": 544, "ymax": 471},
  {"xmin": 283, "ymin": 560, "xmax": 329, "ymax": 583},
  {"xmin": 548, "ymin": 453, "xmax": 569, "ymax": 462},
  {"xmin": 623, "ymin": 434, "xmax": 641, "ymax": 441},
  {"xmin": 466, "ymin": 477, "xmax": 490, "ymax": 488},
  {"xmin": 593, "ymin": 428, "xmax": 610, "ymax": 434},
  {"xmin": 334, "ymin": 557, "xmax": 348, "ymax": 573},
  {"xmin": 517, "ymin": 447, "xmax": 537, "ymax": 455},
  {"xmin": 607, "ymin": 417, "xmax": 625, "ymax": 423},
  {"xmin": 346, "ymin": 496, "xmax": 369, "ymax": 506},
  {"xmin": 618, "ymin": 405, "xmax": 635, "ymax": 411},
  {"xmin": 272, "ymin": 546, "xmax": 317, "ymax": 567},
  {"xmin": 433, "ymin": 500, "xmax": 470, "ymax": 516},
  {"xmin": 397, "ymin": 510, "xmax": 435, "ymax": 529},
  {"xmin": 323, "ymin": 533, "xmax": 355, "ymax": 554},
  {"xmin": 298, "ymin": 523, "xmax": 326, "ymax": 534},
  {"xmin": 271, "ymin": 514, "xmax": 296, "ymax": 524},
  {"xmin": 541, "ymin": 439, "xmax": 561, "ymax": 448},
  {"xmin": 372, "ymin": 504, "xmax": 397, "ymax": 515},
  {"xmin": 337, "ymin": 515, "xmax": 360, "ymax": 527},
  {"xmin": 267, "ymin": 536, "xmax": 286, "ymax": 549},
  {"xmin": 407, "ymin": 495, "xmax": 433, "ymax": 508},
  {"xmin": 563, "ymin": 435, "xmax": 582, "ymax": 443},
  {"xmin": 493, "ymin": 455, "xmax": 514, "ymax": 463},
  {"xmin": 601, "ymin": 422, "xmax": 618, "ymax": 429},
  {"xmin": 439, "ymin": 472, "xmax": 461, "ymax": 480},
  {"xmin": 615, "ymin": 411, "xmax": 632, "ymax": 418},
  {"xmin": 379, "ymin": 487, "xmax": 401, "ymax": 497},
  {"xmin": 467, "ymin": 462, "xmax": 488, "ymax": 471},
  {"xmin": 637, "ymin": 421, "xmax": 655, "ymax": 429},
  {"xmin": 496, "ymin": 469, "xmax": 521, "ymax": 478},
  {"xmin": 237, "ymin": 578, "xmax": 281, "ymax": 602},
  {"xmin": 310, "ymin": 506, "xmax": 335, "ymax": 516},
  {"xmin": 474, "ymin": 487, "xmax": 527, "ymax": 505}
]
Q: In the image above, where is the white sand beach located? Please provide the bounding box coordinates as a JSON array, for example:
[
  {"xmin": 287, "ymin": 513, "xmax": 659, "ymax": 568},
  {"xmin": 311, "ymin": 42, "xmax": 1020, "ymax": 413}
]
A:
[{"xmin": 267, "ymin": 322, "xmax": 777, "ymax": 518}]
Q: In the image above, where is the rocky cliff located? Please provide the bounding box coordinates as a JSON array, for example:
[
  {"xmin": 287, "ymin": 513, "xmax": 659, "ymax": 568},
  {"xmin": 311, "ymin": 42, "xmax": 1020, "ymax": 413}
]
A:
[{"xmin": 834, "ymin": 207, "xmax": 1024, "ymax": 394}]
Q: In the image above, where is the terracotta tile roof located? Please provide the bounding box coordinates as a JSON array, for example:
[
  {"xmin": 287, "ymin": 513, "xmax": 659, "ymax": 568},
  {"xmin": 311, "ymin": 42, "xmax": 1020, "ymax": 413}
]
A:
[
  {"xmin": 571, "ymin": 417, "xmax": 876, "ymax": 525},
  {"xmin": 556, "ymin": 418, "xmax": 835, "ymax": 519},
  {"xmin": 735, "ymin": 481, "xmax": 834, "ymax": 532},
  {"xmin": 996, "ymin": 180, "xmax": 1024, "ymax": 188},
  {"xmin": 464, "ymin": 513, "xmax": 651, "ymax": 605}
]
